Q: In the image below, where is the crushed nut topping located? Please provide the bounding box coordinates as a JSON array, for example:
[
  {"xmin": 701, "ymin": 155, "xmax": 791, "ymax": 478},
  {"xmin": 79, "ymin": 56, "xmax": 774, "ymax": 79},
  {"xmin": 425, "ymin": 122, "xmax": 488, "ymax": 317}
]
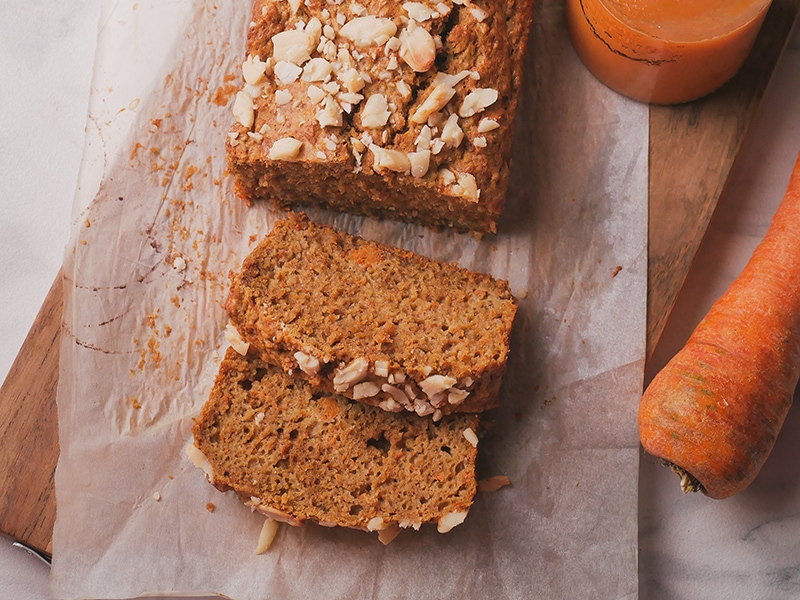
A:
[
  {"xmin": 360, "ymin": 93, "xmax": 391, "ymax": 128},
  {"xmin": 459, "ymin": 87, "xmax": 499, "ymax": 118},
  {"xmin": 294, "ymin": 350, "xmax": 321, "ymax": 375},
  {"xmin": 437, "ymin": 510, "xmax": 468, "ymax": 533},
  {"xmin": 463, "ymin": 427, "xmax": 479, "ymax": 447},
  {"xmin": 225, "ymin": 323, "xmax": 250, "ymax": 356},
  {"xmin": 333, "ymin": 357, "xmax": 370, "ymax": 391},
  {"xmin": 419, "ymin": 374, "xmax": 457, "ymax": 398},
  {"xmin": 268, "ymin": 137, "xmax": 304, "ymax": 160},
  {"xmin": 339, "ymin": 16, "xmax": 397, "ymax": 47},
  {"xmin": 233, "ymin": 91, "xmax": 255, "ymax": 129},
  {"xmin": 399, "ymin": 26, "xmax": 436, "ymax": 72}
]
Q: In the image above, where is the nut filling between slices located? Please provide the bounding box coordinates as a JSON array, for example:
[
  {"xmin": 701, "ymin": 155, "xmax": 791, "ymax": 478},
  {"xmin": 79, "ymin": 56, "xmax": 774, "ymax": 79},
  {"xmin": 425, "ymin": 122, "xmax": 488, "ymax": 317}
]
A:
[{"xmin": 295, "ymin": 352, "xmax": 474, "ymax": 417}]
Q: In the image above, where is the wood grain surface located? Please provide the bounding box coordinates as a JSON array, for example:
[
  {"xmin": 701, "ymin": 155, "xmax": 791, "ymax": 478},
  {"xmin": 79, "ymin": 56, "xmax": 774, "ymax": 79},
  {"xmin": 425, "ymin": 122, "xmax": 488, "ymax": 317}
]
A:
[
  {"xmin": 648, "ymin": 0, "xmax": 800, "ymax": 360},
  {"xmin": 1, "ymin": 2, "xmax": 798, "ymax": 559}
]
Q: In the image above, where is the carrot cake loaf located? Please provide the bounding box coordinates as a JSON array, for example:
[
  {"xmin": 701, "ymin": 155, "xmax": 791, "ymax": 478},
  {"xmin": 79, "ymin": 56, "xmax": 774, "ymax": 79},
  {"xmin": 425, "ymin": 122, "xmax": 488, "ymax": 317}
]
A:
[
  {"xmin": 225, "ymin": 213, "xmax": 518, "ymax": 417},
  {"xmin": 226, "ymin": 0, "xmax": 535, "ymax": 234},
  {"xmin": 191, "ymin": 347, "xmax": 480, "ymax": 539}
]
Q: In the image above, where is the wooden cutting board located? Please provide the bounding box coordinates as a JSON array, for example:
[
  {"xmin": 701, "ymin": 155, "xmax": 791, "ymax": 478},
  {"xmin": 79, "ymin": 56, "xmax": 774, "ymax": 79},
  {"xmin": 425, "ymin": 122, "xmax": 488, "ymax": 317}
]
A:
[{"xmin": 1, "ymin": 1, "xmax": 798, "ymax": 559}]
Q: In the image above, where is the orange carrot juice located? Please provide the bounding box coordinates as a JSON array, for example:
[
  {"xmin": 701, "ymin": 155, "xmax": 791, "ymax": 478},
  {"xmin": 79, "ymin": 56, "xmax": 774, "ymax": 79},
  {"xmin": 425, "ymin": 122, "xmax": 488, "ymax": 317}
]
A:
[{"xmin": 566, "ymin": 0, "xmax": 772, "ymax": 104}]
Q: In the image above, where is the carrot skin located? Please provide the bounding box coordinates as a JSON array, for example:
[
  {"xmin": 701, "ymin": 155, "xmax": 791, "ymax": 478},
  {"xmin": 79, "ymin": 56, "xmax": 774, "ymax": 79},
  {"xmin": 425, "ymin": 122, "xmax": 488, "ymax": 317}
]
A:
[{"xmin": 639, "ymin": 152, "xmax": 800, "ymax": 499}]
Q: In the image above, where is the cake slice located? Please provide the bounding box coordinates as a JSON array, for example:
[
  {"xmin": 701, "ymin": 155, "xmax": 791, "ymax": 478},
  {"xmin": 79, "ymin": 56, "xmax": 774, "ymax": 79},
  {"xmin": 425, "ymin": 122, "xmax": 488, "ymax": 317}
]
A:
[
  {"xmin": 225, "ymin": 213, "xmax": 518, "ymax": 417},
  {"xmin": 192, "ymin": 347, "xmax": 480, "ymax": 539},
  {"xmin": 225, "ymin": 0, "xmax": 535, "ymax": 233}
]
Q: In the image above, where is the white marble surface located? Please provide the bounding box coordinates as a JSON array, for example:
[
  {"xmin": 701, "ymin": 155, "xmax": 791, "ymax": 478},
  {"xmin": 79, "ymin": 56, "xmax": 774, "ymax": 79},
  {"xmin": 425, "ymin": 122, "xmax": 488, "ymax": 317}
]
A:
[{"xmin": 0, "ymin": 1, "xmax": 798, "ymax": 598}]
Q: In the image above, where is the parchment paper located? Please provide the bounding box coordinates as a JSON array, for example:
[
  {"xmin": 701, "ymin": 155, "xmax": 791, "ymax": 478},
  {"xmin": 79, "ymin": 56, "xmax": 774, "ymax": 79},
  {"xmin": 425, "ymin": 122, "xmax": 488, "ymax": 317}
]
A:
[{"xmin": 52, "ymin": 0, "xmax": 647, "ymax": 598}]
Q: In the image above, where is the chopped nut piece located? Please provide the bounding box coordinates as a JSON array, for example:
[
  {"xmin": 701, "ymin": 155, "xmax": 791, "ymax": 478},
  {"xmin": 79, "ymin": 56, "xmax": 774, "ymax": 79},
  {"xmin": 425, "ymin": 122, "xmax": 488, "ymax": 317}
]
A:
[
  {"xmin": 316, "ymin": 95, "xmax": 343, "ymax": 127},
  {"xmin": 242, "ymin": 54, "xmax": 268, "ymax": 85},
  {"xmin": 396, "ymin": 80, "xmax": 412, "ymax": 99},
  {"xmin": 419, "ymin": 374, "xmax": 457, "ymax": 398},
  {"xmin": 473, "ymin": 136, "xmax": 487, "ymax": 148},
  {"xmin": 275, "ymin": 89, "xmax": 293, "ymax": 104},
  {"xmin": 353, "ymin": 381, "xmax": 382, "ymax": 399},
  {"xmin": 255, "ymin": 517, "xmax": 279, "ymax": 554},
  {"xmin": 185, "ymin": 443, "xmax": 214, "ymax": 481},
  {"xmin": 477, "ymin": 117, "xmax": 500, "ymax": 133},
  {"xmin": 339, "ymin": 67, "xmax": 366, "ymax": 93},
  {"xmin": 268, "ymin": 137, "xmax": 304, "ymax": 160},
  {"xmin": 374, "ymin": 360, "xmax": 390, "ymax": 377},
  {"xmin": 294, "ymin": 350, "xmax": 321, "ymax": 375},
  {"xmin": 403, "ymin": 1, "xmax": 436, "ymax": 21},
  {"xmin": 437, "ymin": 510, "xmax": 468, "ymax": 533},
  {"xmin": 302, "ymin": 57, "xmax": 333, "ymax": 81},
  {"xmin": 410, "ymin": 83, "xmax": 456, "ymax": 124},
  {"xmin": 360, "ymin": 93, "xmax": 391, "ymax": 128},
  {"xmin": 232, "ymin": 91, "xmax": 255, "ymax": 129},
  {"xmin": 333, "ymin": 357, "xmax": 370, "ymax": 391},
  {"xmin": 448, "ymin": 387, "xmax": 470, "ymax": 405},
  {"xmin": 381, "ymin": 383, "xmax": 410, "ymax": 405},
  {"xmin": 339, "ymin": 16, "xmax": 397, "ymax": 47},
  {"xmin": 370, "ymin": 144, "xmax": 411, "ymax": 173},
  {"xmin": 440, "ymin": 113, "xmax": 464, "ymax": 147},
  {"xmin": 452, "ymin": 172, "xmax": 480, "ymax": 201},
  {"xmin": 399, "ymin": 26, "xmax": 436, "ymax": 72},
  {"xmin": 432, "ymin": 69, "xmax": 472, "ymax": 88},
  {"xmin": 274, "ymin": 60, "xmax": 303, "ymax": 85},
  {"xmin": 459, "ymin": 88, "xmax": 499, "ymax": 118},
  {"xmin": 225, "ymin": 323, "xmax": 250, "ymax": 355},
  {"xmin": 366, "ymin": 516, "xmax": 385, "ymax": 531},
  {"xmin": 408, "ymin": 149, "xmax": 431, "ymax": 178},
  {"xmin": 377, "ymin": 524, "xmax": 402, "ymax": 545},
  {"xmin": 307, "ymin": 84, "xmax": 326, "ymax": 103},
  {"xmin": 462, "ymin": 427, "xmax": 479, "ymax": 447},
  {"xmin": 271, "ymin": 29, "xmax": 313, "ymax": 65}
]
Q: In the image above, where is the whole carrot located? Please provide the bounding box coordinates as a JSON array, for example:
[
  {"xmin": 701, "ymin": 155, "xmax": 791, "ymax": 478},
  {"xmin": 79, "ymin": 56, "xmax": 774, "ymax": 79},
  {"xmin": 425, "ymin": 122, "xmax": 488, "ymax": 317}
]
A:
[{"xmin": 639, "ymin": 152, "xmax": 800, "ymax": 499}]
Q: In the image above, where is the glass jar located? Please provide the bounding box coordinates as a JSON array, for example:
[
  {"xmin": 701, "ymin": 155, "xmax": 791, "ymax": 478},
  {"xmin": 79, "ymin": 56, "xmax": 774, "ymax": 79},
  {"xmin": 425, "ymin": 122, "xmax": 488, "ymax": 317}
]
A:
[{"xmin": 566, "ymin": 0, "xmax": 772, "ymax": 104}]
